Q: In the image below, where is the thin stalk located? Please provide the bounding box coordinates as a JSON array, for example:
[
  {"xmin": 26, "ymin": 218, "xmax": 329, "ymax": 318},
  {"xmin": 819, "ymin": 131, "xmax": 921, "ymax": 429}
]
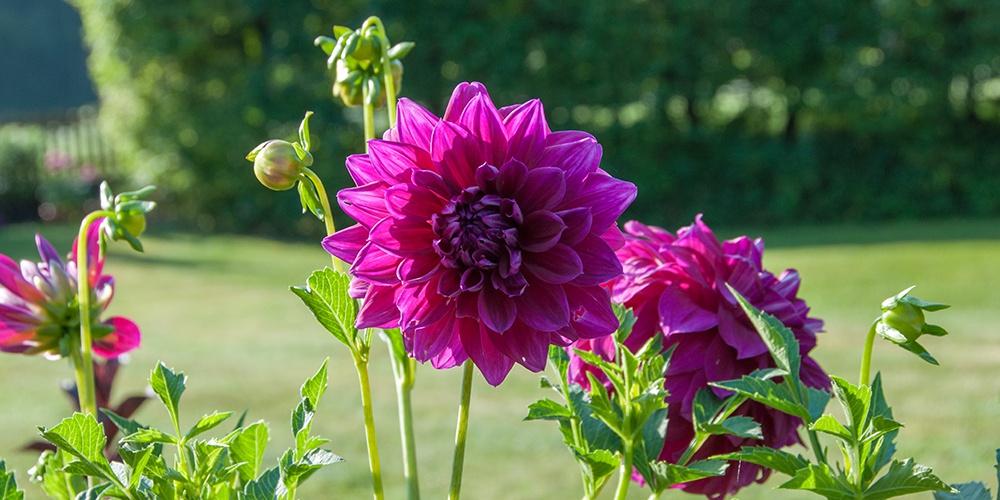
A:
[
  {"xmin": 448, "ymin": 361, "xmax": 475, "ymax": 500},
  {"xmin": 395, "ymin": 364, "xmax": 420, "ymax": 500},
  {"xmin": 300, "ymin": 167, "xmax": 342, "ymax": 273},
  {"xmin": 362, "ymin": 99, "xmax": 376, "ymax": 151},
  {"xmin": 859, "ymin": 320, "xmax": 879, "ymax": 387},
  {"xmin": 612, "ymin": 436, "xmax": 634, "ymax": 500},
  {"xmin": 363, "ymin": 16, "xmax": 398, "ymax": 128},
  {"xmin": 676, "ymin": 394, "xmax": 749, "ymax": 466},
  {"xmin": 74, "ymin": 211, "xmax": 109, "ymax": 418},
  {"xmin": 354, "ymin": 352, "xmax": 385, "ymax": 500}
]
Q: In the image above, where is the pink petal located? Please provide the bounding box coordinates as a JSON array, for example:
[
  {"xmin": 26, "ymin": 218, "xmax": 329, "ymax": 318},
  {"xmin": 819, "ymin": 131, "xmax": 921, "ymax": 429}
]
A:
[
  {"xmin": 519, "ymin": 210, "xmax": 566, "ymax": 253},
  {"xmin": 569, "ymin": 233, "xmax": 623, "ymax": 286},
  {"xmin": 564, "ymin": 285, "xmax": 618, "ymax": 339},
  {"xmin": 502, "ymin": 99, "xmax": 548, "ymax": 166},
  {"xmin": 386, "ymin": 183, "xmax": 446, "ymax": 220},
  {"xmin": 338, "ymin": 183, "xmax": 389, "ymax": 227},
  {"xmin": 92, "ymin": 317, "xmax": 140, "ymax": 358},
  {"xmin": 397, "ymin": 254, "xmax": 441, "ymax": 283},
  {"xmin": 658, "ymin": 283, "xmax": 719, "ymax": 334},
  {"xmin": 430, "ymin": 121, "xmax": 480, "ymax": 188},
  {"xmin": 458, "ymin": 319, "xmax": 515, "ymax": 386},
  {"xmin": 369, "ymin": 217, "xmax": 435, "ymax": 258},
  {"xmin": 346, "ymin": 154, "xmax": 381, "ymax": 185},
  {"xmin": 322, "ymin": 224, "xmax": 370, "ymax": 264},
  {"xmin": 515, "ymin": 167, "xmax": 566, "ymax": 212},
  {"xmin": 356, "ymin": 284, "xmax": 400, "ymax": 329},
  {"xmin": 567, "ymin": 172, "xmax": 637, "ymax": 231},
  {"xmin": 407, "ymin": 314, "xmax": 460, "ymax": 362},
  {"xmin": 398, "ymin": 277, "xmax": 451, "ymax": 331},
  {"xmin": 443, "ymin": 82, "xmax": 489, "ymax": 123},
  {"xmin": 486, "ymin": 321, "xmax": 549, "ymax": 372},
  {"xmin": 514, "ymin": 282, "xmax": 569, "ymax": 332},
  {"xmin": 556, "ymin": 207, "xmax": 593, "ymax": 246},
  {"xmin": 394, "ymin": 98, "xmax": 439, "ymax": 151},
  {"xmin": 523, "ymin": 243, "xmax": 583, "ymax": 284},
  {"xmin": 0, "ymin": 255, "xmax": 44, "ymax": 302},
  {"xmin": 537, "ymin": 131, "xmax": 601, "ymax": 195},
  {"xmin": 352, "ymin": 242, "xmax": 401, "ymax": 285},
  {"xmin": 478, "ymin": 284, "xmax": 517, "ymax": 333},
  {"xmin": 368, "ymin": 140, "xmax": 431, "ymax": 182},
  {"xmin": 458, "ymin": 93, "xmax": 508, "ymax": 168}
]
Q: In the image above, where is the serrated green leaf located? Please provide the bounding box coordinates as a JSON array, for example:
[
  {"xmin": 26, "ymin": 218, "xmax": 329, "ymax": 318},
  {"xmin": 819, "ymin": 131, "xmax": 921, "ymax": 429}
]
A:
[
  {"xmin": 126, "ymin": 446, "xmax": 154, "ymax": 489},
  {"xmin": 38, "ymin": 414, "xmax": 116, "ymax": 481},
  {"xmin": 864, "ymin": 459, "xmax": 955, "ymax": 499},
  {"xmin": 575, "ymin": 449, "xmax": 617, "ymax": 484},
  {"xmin": 702, "ymin": 416, "xmax": 763, "ymax": 440},
  {"xmin": 710, "ymin": 376, "xmax": 810, "ymax": 420},
  {"xmin": 547, "ymin": 345, "xmax": 570, "ymax": 380},
  {"xmin": 301, "ymin": 359, "xmax": 329, "ymax": 409},
  {"xmin": 290, "ymin": 269, "xmax": 358, "ymax": 349},
  {"xmin": 240, "ymin": 467, "xmax": 280, "ymax": 500},
  {"xmin": 524, "ymin": 399, "xmax": 572, "ymax": 421},
  {"xmin": 648, "ymin": 460, "xmax": 728, "ymax": 494},
  {"xmin": 291, "ymin": 398, "xmax": 314, "ymax": 439},
  {"xmin": 807, "ymin": 386, "xmax": 832, "ymax": 422},
  {"xmin": 779, "ymin": 463, "xmax": 856, "ymax": 499},
  {"xmin": 810, "ymin": 414, "xmax": 853, "ymax": 442},
  {"xmin": 566, "ymin": 384, "xmax": 620, "ymax": 453},
  {"xmin": 73, "ymin": 482, "xmax": 112, "ymax": 500},
  {"xmin": 122, "ymin": 428, "xmax": 177, "ymax": 445},
  {"xmin": 640, "ymin": 407, "xmax": 669, "ymax": 463},
  {"xmin": 572, "ymin": 349, "xmax": 615, "ymax": 374},
  {"xmin": 231, "ymin": 422, "xmax": 269, "ymax": 484},
  {"xmin": 830, "ymin": 375, "xmax": 870, "ymax": 437},
  {"xmin": 149, "ymin": 363, "xmax": 186, "ymax": 432},
  {"xmin": 100, "ymin": 410, "xmax": 145, "ymax": 441},
  {"xmin": 0, "ymin": 461, "xmax": 24, "ymax": 500},
  {"xmin": 727, "ymin": 285, "xmax": 801, "ymax": 380},
  {"xmin": 715, "ymin": 446, "xmax": 810, "ymax": 476},
  {"xmin": 692, "ymin": 389, "xmax": 725, "ymax": 430},
  {"xmin": 612, "ymin": 304, "xmax": 636, "ymax": 344},
  {"xmin": 933, "ymin": 482, "xmax": 992, "ymax": 500},
  {"xmin": 184, "ymin": 411, "xmax": 234, "ymax": 441}
]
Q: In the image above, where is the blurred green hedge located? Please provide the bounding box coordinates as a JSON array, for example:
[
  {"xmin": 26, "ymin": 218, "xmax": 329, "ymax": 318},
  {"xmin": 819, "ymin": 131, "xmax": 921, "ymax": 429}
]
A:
[{"xmin": 69, "ymin": 0, "xmax": 1000, "ymax": 235}]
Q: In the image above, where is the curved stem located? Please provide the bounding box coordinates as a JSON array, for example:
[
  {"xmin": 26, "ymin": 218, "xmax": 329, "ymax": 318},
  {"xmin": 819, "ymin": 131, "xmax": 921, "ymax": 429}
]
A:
[
  {"xmin": 300, "ymin": 168, "xmax": 343, "ymax": 273},
  {"xmin": 859, "ymin": 320, "xmax": 879, "ymax": 387},
  {"xmin": 74, "ymin": 211, "xmax": 110, "ymax": 417},
  {"xmin": 355, "ymin": 352, "xmax": 385, "ymax": 500},
  {"xmin": 367, "ymin": 16, "xmax": 398, "ymax": 128},
  {"xmin": 448, "ymin": 361, "xmax": 475, "ymax": 500}
]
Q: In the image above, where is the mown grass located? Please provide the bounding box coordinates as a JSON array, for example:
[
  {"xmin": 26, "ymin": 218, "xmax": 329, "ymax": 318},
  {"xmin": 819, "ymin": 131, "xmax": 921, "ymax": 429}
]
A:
[{"xmin": 1, "ymin": 218, "xmax": 998, "ymax": 499}]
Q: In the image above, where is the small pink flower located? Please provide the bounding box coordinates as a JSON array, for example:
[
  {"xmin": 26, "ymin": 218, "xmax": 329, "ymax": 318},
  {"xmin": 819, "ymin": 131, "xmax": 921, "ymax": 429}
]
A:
[
  {"xmin": 324, "ymin": 82, "xmax": 636, "ymax": 385},
  {"xmin": 569, "ymin": 216, "xmax": 828, "ymax": 499},
  {"xmin": 0, "ymin": 221, "xmax": 140, "ymax": 358}
]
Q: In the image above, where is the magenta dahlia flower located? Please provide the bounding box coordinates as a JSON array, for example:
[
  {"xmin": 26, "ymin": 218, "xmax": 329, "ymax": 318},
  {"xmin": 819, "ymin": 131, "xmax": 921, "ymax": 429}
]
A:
[
  {"xmin": 0, "ymin": 221, "xmax": 140, "ymax": 358},
  {"xmin": 568, "ymin": 216, "xmax": 828, "ymax": 499},
  {"xmin": 323, "ymin": 82, "xmax": 636, "ymax": 385}
]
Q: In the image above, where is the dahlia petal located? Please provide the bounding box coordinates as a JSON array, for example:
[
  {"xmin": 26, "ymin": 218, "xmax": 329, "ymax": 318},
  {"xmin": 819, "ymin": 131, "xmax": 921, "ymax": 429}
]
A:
[
  {"xmin": 411, "ymin": 169, "xmax": 455, "ymax": 199},
  {"xmin": 516, "ymin": 167, "xmax": 566, "ymax": 212},
  {"xmin": 568, "ymin": 172, "xmax": 637, "ymax": 231},
  {"xmin": 443, "ymin": 82, "xmax": 490, "ymax": 123},
  {"xmin": 556, "ymin": 207, "xmax": 593, "ymax": 246},
  {"xmin": 515, "ymin": 282, "xmax": 569, "ymax": 332},
  {"xmin": 352, "ymin": 242, "xmax": 401, "ymax": 285},
  {"xmin": 338, "ymin": 183, "xmax": 390, "ymax": 227},
  {"xmin": 458, "ymin": 93, "xmax": 508, "ymax": 167},
  {"xmin": 408, "ymin": 314, "xmax": 459, "ymax": 362},
  {"xmin": 602, "ymin": 223, "xmax": 627, "ymax": 251},
  {"xmin": 437, "ymin": 269, "xmax": 462, "ymax": 298},
  {"xmin": 369, "ymin": 217, "xmax": 435, "ymax": 258},
  {"xmin": 322, "ymin": 224, "xmax": 370, "ymax": 264},
  {"xmin": 368, "ymin": 140, "xmax": 432, "ymax": 182},
  {"xmin": 386, "ymin": 183, "xmax": 446, "ymax": 220},
  {"xmin": 716, "ymin": 306, "xmax": 768, "ymax": 359},
  {"xmin": 394, "ymin": 98, "xmax": 439, "ymax": 151},
  {"xmin": 486, "ymin": 321, "xmax": 548, "ymax": 372},
  {"xmin": 502, "ymin": 99, "xmax": 548, "ymax": 166},
  {"xmin": 658, "ymin": 284, "xmax": 719, "ymax": 334},
  {"xmin": 519, "ymin": 210, "xmax": 566, "ymax": 253},
  {"xmin": 563, "ymin": 285, "xmax": 619, "ymax": 339},
  {"xmin": 397, "ymin": 254, "xmax": 441, "ymax": 283},
  {"xmin": 430, "ymin": 339, "xmax": 468, "ymax": 369},
  {"xmin": 478, "ymin": 284, "xmax": 517, "ymax": 333},
  {"xmin": 523, "ymin": 243, "xmax": 583, "ymax": 284},
  {"xmin": 356, "ymin": 284, "xmax": 400, "ymax": 329},
  {"xmin": 569, "ymin": 233, "xmax": 623, "ymax": 286},
  {"xmin": 772, "ymin": 269, "xmax": 802, "ymax": 298},
  {"xmin": 0, "ymin": 255, "xmax": 44, "ymax": 302},
  {"xmin": 537, "ymin": 131, "xmax": 601, "ymax": 196},
  {"xmin": 494, "ymin": 159, "xmax": 528, "ymax": 198},
  {"xmin": 399, "ymin": 278, "xmax": 451, "ymax": 331},
  {"xmin": 92, "ymin": 317, "xmax": 140, "ymax": 358},
  {"xmin": 458, "ymin": 320, "xmax": 515, "ymax": 386},
  {"xmin": 35, "ymin": 235, "xmax": 62, "ymax": 267},
  {"xmin": 430, "ymin": 120, "xmax": 480, "ymax": 188},
  {"xmin": 346, "ymin": 154, "xmax": 381, "ymax": 185}
]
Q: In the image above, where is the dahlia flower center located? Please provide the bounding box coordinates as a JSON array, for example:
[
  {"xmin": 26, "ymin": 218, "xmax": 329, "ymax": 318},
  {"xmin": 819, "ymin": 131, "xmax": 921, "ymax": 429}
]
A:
[{"xmin": 431, "ymin": 186, "xmax": 526, "ymax": 295}]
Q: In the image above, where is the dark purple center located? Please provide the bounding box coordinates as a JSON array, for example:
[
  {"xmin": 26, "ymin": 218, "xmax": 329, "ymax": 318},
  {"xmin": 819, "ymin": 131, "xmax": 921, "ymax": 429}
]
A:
[{"xmin": 432, "ymin": 186, "xmax": 528, "ymax": 296}]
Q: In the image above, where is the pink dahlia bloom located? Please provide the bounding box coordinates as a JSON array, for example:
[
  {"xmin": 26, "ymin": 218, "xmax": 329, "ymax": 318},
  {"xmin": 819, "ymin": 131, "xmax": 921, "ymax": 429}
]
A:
[
  {"xmin": 0, "ymin": 221, "xmax": 140, "ymax": 358},
  {"xmin": 324, "ymin": 82, "xmax": 637, "ymax": 385},
  {"xmin": 568, "ymin": 216, "xmax": 828, "ymax": 499}
]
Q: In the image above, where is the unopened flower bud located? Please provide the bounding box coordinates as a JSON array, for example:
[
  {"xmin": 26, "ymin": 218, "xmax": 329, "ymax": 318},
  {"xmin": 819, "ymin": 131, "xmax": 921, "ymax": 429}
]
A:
[
  {"xmin": 881, "ymin": 300, "xmax": 924, "ymax": 341},
  {"xmin": 116, "ymin": 212, "xmax": 146, "ymax": 238},
  {"xmin": 248, "ymin": 140, "xmax": 308, "ymax": 191}
]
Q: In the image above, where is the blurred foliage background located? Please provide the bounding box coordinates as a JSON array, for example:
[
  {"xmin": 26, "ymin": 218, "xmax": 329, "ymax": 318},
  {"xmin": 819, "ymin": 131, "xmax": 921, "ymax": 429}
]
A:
[{"xmin": 3, "ymin": 0, "xmax": 1000, "ymax": 236}]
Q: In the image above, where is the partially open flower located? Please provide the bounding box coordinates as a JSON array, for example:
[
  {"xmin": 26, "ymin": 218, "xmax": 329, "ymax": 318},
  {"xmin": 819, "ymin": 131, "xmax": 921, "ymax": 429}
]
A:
[
  {"xmin": 569, "ymin": 216, "xmax": 828, "ymax": 499},
  {"xmin": 248, "ymin": 139, "xmax": 311, "ymax": 191},
  {"xmin": 0, "ymin": 222, "xmax": 140, "ymax": 358},
  {"xmin": 324, "ymin": 82, "xmax": 636, "ymax": 385}
]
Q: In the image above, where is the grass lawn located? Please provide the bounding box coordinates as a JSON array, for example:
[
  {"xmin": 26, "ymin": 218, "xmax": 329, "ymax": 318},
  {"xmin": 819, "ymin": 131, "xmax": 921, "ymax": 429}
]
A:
[{"xmin": 1, "ymin": 218, "xmax": 998, "ymax": 499}]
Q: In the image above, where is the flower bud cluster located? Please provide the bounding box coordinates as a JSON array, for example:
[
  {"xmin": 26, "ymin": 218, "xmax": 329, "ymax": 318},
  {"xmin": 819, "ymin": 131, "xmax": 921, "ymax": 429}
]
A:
[{"xmin": 315, "ymin": 23, "xmax": 413, "ymax": 108}]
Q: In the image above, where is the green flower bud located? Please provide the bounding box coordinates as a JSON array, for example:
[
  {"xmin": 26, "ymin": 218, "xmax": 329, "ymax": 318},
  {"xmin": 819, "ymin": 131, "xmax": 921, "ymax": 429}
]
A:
[
  {"xmin": 116, "ymin": 212, "xmax": 146, "ymax": 238},
  {"xmin": 880, "ymin": 300, "xmax": 925, "ymax": 341},
  {"xmin": 248, "ymin": 140, "xmax": 307, "ymax": 191}
]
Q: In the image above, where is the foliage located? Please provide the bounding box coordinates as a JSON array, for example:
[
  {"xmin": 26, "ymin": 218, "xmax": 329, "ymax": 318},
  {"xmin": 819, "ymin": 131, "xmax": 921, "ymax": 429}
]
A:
[
  {"xmin": 22, "ymin": 360, "xmax": 341, "ymax": 499},
  {"xmin": 66, "ymin": 0, "xmax": 1000, "ymax": 235},
  {"xmin": 0, "ymin": 125, "xmax": 42, "ymax": 225}
]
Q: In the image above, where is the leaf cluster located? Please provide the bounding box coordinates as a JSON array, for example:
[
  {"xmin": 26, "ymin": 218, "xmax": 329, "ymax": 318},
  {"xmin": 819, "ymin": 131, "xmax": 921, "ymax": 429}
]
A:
[
  {"xmin": 717, "ymin": 286, "xmax": 954, "ymax": 499},
  {"xmin": 27, "ymin": 361, "xmax": 341, "ymax": 499}
]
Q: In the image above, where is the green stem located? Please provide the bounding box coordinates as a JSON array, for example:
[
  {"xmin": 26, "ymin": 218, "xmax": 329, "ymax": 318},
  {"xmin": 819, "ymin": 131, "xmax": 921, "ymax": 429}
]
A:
[
  {"xmin": 387, "ymin": 341, "xmax": 420, "ymax": 500},
  {"xmin": 448, "ymin": 361, "xmax": 474, "ymax": 500},
  {"xmin": 354, "ymin": 353, "xmax": 385, "ymax": 500},
  {"xmin": 74, "ymin": 211, "xmax": 110, "ymax": 418},
  {"xmin": 612, "ymin": 437, "xmax": 634, "ymax": 500},
  {"xmin": 859, "ymin": 320, "xmax": 879, "ymax": 387},
  {"xmin": 362, "ymin": 99, "xmax": 376, "ymax": 151},
  {"xmin": 364, "ymin": 16, "xmax": 398, "ymax": 128},
  {"xmin": 300, "ymin": 167, "xmax": 342, "ymax": 273}
]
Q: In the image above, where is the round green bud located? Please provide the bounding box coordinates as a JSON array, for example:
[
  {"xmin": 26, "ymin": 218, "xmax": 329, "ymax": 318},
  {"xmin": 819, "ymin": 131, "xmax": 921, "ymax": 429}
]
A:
[
  {"xmin": 116, "ymin": 212, "xmax": 146, "ymax": 238},
  {"xmin": 881, "ymin": 301, "xmax": 925, "ymax": 341},
  {"xmin": 252, "ymin": 140, "xmax": 305, "ymax": 191}
]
